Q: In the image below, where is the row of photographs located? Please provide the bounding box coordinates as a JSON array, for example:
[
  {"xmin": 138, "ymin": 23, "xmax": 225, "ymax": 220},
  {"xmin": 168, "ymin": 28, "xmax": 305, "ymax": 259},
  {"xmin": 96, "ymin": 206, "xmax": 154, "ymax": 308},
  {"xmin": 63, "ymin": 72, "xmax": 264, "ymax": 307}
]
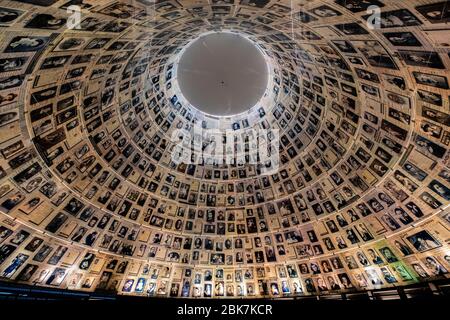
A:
[
  {"xmin": 1, "ymin": 204, "xmax": 448, "ymax": 268},
  {"xmin": 3, "ymin": 0, "xmax": 449, "ymax": 25},
  {"xmin": 0, "ymin": 215, "xmax": 448, "ymax": 296},
  {"xmin": 0, "ymin": 1, "xmax": 448, "ymax": 261}
]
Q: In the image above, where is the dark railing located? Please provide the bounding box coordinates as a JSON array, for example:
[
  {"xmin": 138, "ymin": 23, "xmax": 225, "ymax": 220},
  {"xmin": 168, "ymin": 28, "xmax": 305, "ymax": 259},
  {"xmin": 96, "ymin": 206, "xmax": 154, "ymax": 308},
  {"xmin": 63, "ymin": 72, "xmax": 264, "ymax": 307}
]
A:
[{"xmin": 0, "ymin": 279, "xmax": 448, "ymax": 302}]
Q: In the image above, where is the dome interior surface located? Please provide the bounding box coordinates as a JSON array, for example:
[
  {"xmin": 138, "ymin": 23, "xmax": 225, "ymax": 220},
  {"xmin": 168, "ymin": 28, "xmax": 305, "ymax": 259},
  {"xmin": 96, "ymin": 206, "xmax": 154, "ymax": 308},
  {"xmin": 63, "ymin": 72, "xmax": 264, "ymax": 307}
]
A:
[{"xmin": 0, "ymin": 0, "xmax": 448, "ymax": 299}]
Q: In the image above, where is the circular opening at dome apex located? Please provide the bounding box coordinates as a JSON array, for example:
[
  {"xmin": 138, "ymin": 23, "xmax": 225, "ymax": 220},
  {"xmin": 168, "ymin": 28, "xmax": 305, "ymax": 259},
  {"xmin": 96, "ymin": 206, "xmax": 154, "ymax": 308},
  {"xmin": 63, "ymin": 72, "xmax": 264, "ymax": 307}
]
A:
[{"xmin": 176, "ymin": 32, "xmax": 269, "ymax": 117}]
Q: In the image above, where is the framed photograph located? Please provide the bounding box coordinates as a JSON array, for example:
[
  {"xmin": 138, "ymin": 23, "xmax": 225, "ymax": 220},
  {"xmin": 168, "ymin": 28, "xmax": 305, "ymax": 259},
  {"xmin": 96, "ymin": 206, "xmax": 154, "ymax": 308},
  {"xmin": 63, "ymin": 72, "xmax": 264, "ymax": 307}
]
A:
[
  {"xmin": 416, "ymin": 2, "xmax": 450, "ymax": 24},
  {"xmin": 399, "ymin": 51, "xmax": 445, "ymax": 69},
  {"xmin": 0, "ymin": 57, "xmax": 29, "ymax": 73},
  {"xmin": 412, "ymin": 72, "xmax": 448, "ymax": 89},
  {"xmin": 0, "ymin": 7, "xmax": 24, "ymax": 25},
  {"xmin": 10, "ymin": 0, "xmax": 58, "ymax": 5},
  {"xmin": 4, "ymin": 36, "xmax": 49, "ymax": 52},
  {"xmin": 351, "ymin": 41, "xmax": 397, "ymax": 69},
  {"xmin": 25, "ymin": 14, "xmax": 66, "ymax": 29},
  {"xmin": 335, "ymin": 0, "xmax": 384, "ymax": 12},
  {"xmin": 406, "ymin": 230, "xmax": 441, "ymax": 252},
  {"xmin": 362, "ymin": 9, "xmax": 422, "ymax": 28},
  {"xmin": 383, "ymin": 32, "xmax": 422, "ymax": 47}
]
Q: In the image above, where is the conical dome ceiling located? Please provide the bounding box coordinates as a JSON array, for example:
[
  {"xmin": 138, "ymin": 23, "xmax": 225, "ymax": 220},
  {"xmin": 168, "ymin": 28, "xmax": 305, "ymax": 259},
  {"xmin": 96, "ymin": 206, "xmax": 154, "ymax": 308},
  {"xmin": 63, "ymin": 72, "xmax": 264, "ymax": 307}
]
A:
[{"xmin": 0, "ymin": 0, "xmax": 448, "ymax": 299}]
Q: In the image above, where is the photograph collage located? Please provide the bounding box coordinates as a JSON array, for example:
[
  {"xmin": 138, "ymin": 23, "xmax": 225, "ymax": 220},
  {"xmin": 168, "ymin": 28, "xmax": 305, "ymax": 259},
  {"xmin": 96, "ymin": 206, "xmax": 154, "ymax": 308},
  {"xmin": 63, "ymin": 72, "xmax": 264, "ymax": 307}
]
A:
[{"xmin": 0, "ymin": 0, "xmax": 449, "ymax": 300}]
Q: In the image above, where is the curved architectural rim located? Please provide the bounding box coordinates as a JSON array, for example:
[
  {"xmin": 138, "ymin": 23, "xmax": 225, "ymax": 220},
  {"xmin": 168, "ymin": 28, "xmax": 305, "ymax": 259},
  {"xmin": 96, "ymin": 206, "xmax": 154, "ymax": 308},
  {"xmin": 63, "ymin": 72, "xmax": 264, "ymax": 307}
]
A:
[{"xmin": 174, "ymin": 30, "xmax": 272, "ymax": 119}]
